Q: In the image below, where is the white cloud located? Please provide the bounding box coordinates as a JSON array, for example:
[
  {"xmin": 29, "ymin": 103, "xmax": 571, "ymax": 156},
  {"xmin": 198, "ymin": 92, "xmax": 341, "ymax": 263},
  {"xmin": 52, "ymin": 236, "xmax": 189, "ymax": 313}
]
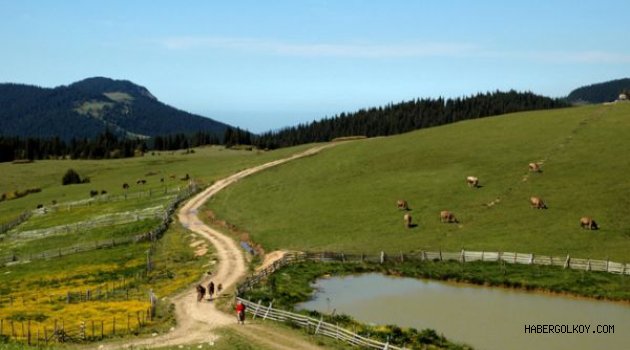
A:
[
  {"xmin": 159, "ymin": 36, "xmax": 630, "ymax": 64},
  {"xmin": 160, "ymin": 36, "xmax": 477, "ymax": 58}
]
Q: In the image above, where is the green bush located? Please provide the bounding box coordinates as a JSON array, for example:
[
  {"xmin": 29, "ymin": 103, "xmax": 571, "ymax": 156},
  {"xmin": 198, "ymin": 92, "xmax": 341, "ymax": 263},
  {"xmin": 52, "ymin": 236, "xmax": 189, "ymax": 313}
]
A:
[{"xmin": 61, "ymin": 168, "xmax": 82, "ymax": 185}]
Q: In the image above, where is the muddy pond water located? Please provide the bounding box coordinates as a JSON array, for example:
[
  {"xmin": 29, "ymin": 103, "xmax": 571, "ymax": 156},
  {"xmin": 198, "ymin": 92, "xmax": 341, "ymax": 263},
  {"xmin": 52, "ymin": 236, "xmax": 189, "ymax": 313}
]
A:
[{"xmin": 296, "ymin": 273, "xmax": 629, "ymax": 350}]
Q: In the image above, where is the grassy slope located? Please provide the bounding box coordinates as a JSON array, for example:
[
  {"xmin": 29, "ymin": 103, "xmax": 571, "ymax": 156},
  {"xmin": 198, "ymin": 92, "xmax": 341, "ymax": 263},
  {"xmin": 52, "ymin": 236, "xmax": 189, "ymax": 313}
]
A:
[
  {"xmin": 0, "ymin": 145, "xmax": 313, "ymax": 226},
  {"xmin": 208, "ymin": 104, "xmax": 630, "ymax": 261}
]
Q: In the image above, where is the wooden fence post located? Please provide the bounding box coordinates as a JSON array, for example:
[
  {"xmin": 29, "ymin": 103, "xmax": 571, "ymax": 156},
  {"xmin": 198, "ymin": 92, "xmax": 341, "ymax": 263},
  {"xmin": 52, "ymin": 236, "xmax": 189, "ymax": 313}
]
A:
[
  {"xmin": 380, "ymin": 251, "xmax": 384, "ymax": 264},
  {"xmin": 27, "ymin": 320, "xmax": 31, "ymax": 345},
  {"xmin": 314, "ymin": 316, "xmax": 323, "ymax": 334},
  {"xmin": 252, "ymin": 299, "xmax": 262, "ymax": 319},
  {"xmin": 564, "ymin": 254, "xmax": 570, "ymax": 269},
  {"xmin": 263, "ymin": 302, "xmax": 273, "ymax": 320}
]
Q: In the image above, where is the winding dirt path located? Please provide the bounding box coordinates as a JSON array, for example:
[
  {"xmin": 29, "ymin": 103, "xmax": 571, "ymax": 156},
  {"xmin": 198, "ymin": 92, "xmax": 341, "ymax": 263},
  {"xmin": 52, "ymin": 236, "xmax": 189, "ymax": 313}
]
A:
[{"xmin": 100, "ymin": 144, "xmax": 337, "ymax": 349}]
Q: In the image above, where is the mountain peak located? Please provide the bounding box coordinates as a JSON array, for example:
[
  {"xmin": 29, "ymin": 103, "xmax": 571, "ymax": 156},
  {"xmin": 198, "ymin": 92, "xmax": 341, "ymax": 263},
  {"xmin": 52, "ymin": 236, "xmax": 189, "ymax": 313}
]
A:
[
  {"xmin": 0, "ymin": 77, "xmax": 229, "ymax": 140},
  {"xmin": 69, "ymin": 77, "xmax": 157, "ymax": 100}
]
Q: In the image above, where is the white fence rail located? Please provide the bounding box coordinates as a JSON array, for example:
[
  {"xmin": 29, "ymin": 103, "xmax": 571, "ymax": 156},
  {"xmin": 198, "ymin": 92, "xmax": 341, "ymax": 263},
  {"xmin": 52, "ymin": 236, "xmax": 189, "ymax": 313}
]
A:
[{"xmin": 237, "ymin": 297, "xmax": 403, "ymax": 350}]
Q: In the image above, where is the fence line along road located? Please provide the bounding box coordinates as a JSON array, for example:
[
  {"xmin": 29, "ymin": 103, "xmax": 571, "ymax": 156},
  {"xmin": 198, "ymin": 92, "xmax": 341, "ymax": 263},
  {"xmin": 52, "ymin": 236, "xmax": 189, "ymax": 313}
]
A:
[{"xmin": 236, "ymin": 297, "xmax": 404, "ymax": 350}]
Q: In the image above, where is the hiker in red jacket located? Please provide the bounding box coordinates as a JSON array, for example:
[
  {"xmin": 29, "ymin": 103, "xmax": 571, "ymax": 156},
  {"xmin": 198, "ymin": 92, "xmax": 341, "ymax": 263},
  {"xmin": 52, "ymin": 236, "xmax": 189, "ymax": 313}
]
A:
[{"xmin": 235, "ymin": 300, "xmax": 246, "ymax": 324}]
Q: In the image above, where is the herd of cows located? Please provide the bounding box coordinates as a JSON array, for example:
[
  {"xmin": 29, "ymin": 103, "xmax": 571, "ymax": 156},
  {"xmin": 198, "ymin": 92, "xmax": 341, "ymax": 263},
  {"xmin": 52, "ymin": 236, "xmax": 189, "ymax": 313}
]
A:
[{"xmin": 397, "ymin": 162, "xmax": 599, "ymax": 230}]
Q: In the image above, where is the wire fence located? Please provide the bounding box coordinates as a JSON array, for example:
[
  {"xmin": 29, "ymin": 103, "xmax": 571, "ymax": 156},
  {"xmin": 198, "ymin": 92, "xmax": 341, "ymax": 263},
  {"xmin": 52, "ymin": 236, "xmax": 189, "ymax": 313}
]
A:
[
  {"xmin": 0, "ymin": 273, "xmax": 147, "ymax": 307},
  {"xmin": 0, "ymin": 311, "xmax": 154, "ymax": 345},
  {"xmin": 0, "ymin": 184, "xmax": 199, "ymax": 267},
  {"xmin": 0, "ymin": 211, "xmax": 31, "ymax": 235}
]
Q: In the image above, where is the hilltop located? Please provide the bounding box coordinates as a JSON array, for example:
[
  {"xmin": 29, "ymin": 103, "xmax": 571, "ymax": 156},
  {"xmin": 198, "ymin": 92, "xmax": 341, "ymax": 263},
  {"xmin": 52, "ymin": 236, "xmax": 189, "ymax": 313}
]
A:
[
  {"xmin": 567, "ymin": 78, "xmax": 630, "ymax": 104},
  {"xmin": 0, "ymin": 77, "xmax": 229, "ymax": 140},
  {"xmin": 207, "ymin": 103, "xmax": 630, "ymax": 261}
]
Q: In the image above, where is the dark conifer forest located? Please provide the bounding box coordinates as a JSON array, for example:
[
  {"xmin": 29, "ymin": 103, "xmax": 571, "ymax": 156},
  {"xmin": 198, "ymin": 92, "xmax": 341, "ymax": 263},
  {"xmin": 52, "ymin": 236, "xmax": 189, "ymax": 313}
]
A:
[
  {"xmin": 253, "ymin": 90, "xmax": 569, "ymax": 149},
  {"xmin": 0, "ymin": 90, "xmax": 568, "ymax": 162}
]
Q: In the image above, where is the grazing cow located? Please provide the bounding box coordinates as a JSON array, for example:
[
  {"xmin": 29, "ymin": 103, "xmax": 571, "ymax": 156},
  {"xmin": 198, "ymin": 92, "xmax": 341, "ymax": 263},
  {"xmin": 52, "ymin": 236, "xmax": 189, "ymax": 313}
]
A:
[
  {"xmin": 122, "ymin": 183, "xmax": 130, "ymax": 190},
  {"xmin": 397, "ymin": 199, "xmax": 409, "ymax": 210},
  {"xmin": 528, "ymin": 163, "xmax": 541, "ymax": 172},
  {"xmin": 529, "ymin": 196, "xmax": 547, "ymax": 209},
  {"xmin": 160, "ymin": 177, "xmax": 164, "ymax": 183},
  {"xmin": 136, "ymin": 179, "xmax": 146, "ymax": 185},
  {"xmin": 36, "ymin": 204, "xmax": 43, "ymax": 209},
  {"xmin": 403, "ymin": 213, "xmax": 412, "ymax": 228},
  {"xmin": 169, "ymin": 174, "xmax": 177, "ymax": 180},
  {"xmin": 466, "ymin": 176, "xmax": 479, "ymax": 187},
  {"xmin": 181, "ymin": 173, "xmax": 190, "ymax": 181},
  {"xmin": 100, "ymin": 190, "xmax": 107, "ymax": 195},
  {"xmin": 580, "ymin": 217, "xmax": 598, "ymax": 230},
  {"xmin": 440, "ymin": 210, "xmax": 458, "ymax": 223},
  {"xmin": 89, "ymin": 190, "xmax": 99, "ymax": 197}
]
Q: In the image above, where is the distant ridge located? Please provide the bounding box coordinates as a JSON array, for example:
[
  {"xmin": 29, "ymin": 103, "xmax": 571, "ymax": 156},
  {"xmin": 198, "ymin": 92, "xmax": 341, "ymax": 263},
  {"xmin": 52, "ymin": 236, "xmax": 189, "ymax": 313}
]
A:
[
  {"xmin": 0, "ymin": 77, "xmax": 229, "ymax": 140},
  {"xmin": 567, "ymin": 78, "xmax": 630, "ymax": 104}
]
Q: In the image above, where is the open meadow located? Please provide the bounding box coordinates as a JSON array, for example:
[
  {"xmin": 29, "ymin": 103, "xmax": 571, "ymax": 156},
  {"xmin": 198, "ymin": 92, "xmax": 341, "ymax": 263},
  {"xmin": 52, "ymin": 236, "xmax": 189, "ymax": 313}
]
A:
[
  {"xmin": 207, "ymin": 103, "xmax": 630, "ymax": 262},
  {"xmin": 0, "ymin": 144, "xmax": 314, "ymax": 342}
]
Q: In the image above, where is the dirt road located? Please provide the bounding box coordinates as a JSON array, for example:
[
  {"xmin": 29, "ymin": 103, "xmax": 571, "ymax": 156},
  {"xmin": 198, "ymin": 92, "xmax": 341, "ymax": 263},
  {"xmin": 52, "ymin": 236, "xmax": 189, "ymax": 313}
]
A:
[{"xmin": 100, "ymin": 144, "xmax": 336, "ymax": 349}]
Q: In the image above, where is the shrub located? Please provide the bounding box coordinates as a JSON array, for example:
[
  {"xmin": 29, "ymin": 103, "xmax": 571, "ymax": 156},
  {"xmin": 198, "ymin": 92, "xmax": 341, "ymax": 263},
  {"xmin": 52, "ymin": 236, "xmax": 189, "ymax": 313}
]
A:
[{"xmin": 62, "ymin": 169, "xmax": 82, "ymax": 185}]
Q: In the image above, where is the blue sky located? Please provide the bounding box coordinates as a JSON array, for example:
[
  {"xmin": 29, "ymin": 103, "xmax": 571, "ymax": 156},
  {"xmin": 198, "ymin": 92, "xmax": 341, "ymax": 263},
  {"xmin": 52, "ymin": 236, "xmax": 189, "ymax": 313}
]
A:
[{"xmin": 1, "ymin": 1, "xmax": 628, "ymax": 132}]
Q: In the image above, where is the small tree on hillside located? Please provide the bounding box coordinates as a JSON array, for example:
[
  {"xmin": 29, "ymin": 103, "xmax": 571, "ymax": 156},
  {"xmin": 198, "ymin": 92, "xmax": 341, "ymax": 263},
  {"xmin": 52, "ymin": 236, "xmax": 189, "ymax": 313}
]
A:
[{"xmin": 62, "ymin": 169, "xmax": 82, "ymax": 185}]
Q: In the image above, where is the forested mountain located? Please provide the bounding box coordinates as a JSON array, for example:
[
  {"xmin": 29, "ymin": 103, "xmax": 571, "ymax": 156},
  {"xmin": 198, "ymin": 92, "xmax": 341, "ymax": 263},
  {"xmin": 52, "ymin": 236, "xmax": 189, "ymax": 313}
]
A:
[
  {"xmin": 0, "ymin": 77, "xmax": 229, "ymax": 140},
  {"xmin": 253, "ymin": 90, "xmax": 569, "ymax": 149},
  {"xmin": 566, "ymin": 78, "xmax": 630, "ymax": 104}
]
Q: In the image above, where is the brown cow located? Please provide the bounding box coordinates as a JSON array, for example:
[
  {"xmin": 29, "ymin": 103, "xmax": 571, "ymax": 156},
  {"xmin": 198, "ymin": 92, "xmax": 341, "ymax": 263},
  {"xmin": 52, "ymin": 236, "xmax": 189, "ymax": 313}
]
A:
[
  {"xmin": 466, "ymin": 176, "xmax": 479, "ymax": 187},
  {"xmin": 397, "ymin": 199, "xmax": 409, "ymax": 210},
  {"xmin": 528, "ymin": 163, "xmax": 541, "ymax": 172},
  {"xmin": 403, "ymin": 213, "xmax": 412, "ymax": 228},
  {"xmin": 580, "ymin": 217, "xmax": 598, "ymax": 230},
  {"xmin": 440, "ymin": 210, "xmax": 458, "ymax": 223},
  {"xmin": 529, "ymin": 196, "xmax": 547, "ymax": 209}
]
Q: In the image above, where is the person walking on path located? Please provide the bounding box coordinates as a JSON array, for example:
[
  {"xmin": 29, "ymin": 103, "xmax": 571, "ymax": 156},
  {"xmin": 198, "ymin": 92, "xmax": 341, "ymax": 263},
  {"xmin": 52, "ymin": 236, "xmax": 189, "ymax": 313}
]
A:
[
  {"xmin": 207, "ymin": 281, "xmax": 215, "ymax": 301},
  {"xmin": 217, "ymin": 283, "xmax": 222, "ymax": 295},
  {"xmin": 235, "ymin": 300, "xmax": 246, "ymax": 325},
  {"xmin": 196, "ymin": 284, "xmax": 206, "ymax": 302}
]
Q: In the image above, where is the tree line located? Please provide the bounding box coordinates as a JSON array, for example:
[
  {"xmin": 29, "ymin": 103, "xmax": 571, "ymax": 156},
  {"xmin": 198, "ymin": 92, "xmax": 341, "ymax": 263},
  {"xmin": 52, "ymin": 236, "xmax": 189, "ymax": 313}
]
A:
[
  {"xmin": 253, "ymin": 90, "xmax": 569, "ymax": 149},
  {"xmin": 0, "ymin": 127, "xmax": 255, "ymax": 163},
  {"xmin": 0, "ymin": 90, "xmax": 568, "ymax": 162}
]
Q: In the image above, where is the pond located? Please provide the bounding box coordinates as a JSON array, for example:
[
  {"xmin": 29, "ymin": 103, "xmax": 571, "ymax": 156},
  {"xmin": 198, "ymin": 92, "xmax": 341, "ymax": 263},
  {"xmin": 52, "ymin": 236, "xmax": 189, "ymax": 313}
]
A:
[{"xmin": 296, "ymin": 273, "xmax": 630, "ymax": 350}]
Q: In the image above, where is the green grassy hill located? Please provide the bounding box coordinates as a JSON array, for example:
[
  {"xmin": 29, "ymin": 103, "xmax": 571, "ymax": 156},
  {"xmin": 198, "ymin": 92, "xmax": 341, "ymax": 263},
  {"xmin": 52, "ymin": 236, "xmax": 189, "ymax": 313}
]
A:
[{"xmin": 207, "ymin": 103, "xmax": 630, "ymax": 261}]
